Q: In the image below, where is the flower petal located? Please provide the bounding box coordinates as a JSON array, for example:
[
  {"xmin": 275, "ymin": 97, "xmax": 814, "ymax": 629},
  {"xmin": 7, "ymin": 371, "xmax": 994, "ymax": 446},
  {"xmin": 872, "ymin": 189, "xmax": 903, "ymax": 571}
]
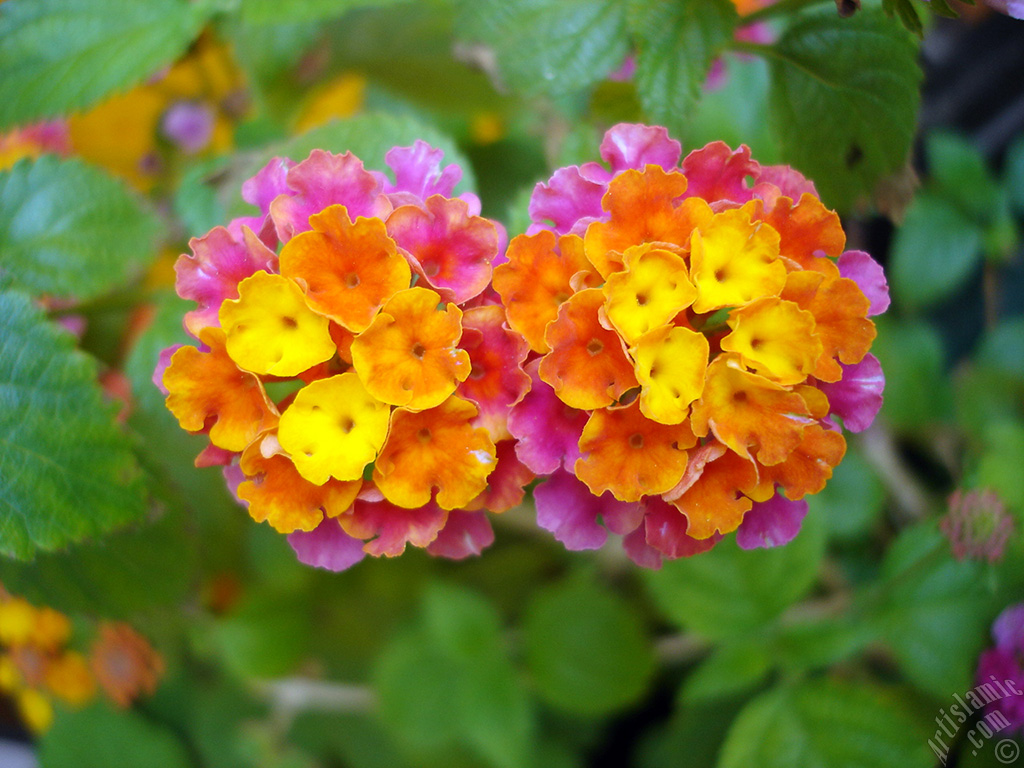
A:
[
  {"xmin": 350, "ymin": 287, "xmax": 471, "ymax": 411},
  {"xmin": 735, "ymin": 495, "xmax": 808, "ymax": 550},
  {"xmin": 279, "ymin": 204, "xmax": 411, "ymax": 332},
  {"xmin": 287, "ymin": 517, "xmax": 367, "ymax": 571}
]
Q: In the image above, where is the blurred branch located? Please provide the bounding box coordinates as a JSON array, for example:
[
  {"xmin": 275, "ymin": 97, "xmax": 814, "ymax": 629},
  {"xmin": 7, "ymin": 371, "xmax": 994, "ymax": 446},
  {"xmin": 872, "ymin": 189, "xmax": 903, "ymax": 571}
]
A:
[
  {"xmin": 255, "ymin": 677, "xmax": 375, "ymax": 728},
  {"xmin": 857, "ymin": 423, "xmax": 931, "ymax": 521}
]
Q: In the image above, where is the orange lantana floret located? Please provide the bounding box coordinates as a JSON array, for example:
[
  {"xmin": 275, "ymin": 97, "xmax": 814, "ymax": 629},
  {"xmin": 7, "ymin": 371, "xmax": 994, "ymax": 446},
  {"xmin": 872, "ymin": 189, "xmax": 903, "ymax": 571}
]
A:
[
  {"xmin": 575, "ymin": 401, "xmax": 696, "ymax": 502},
  {"xmin": 163, "ymin": 327, "xmax": 279, "ymax": 452},
  {"xmin": 350, "ymin": 286, "xmax": 471, "ymax": 411},
  {"xmin": 539, "ymin": 289, "xmax": 637, "ymax": 410},
  {"xmin": 238, "ymin": 446, "xmax": 361, "ymax": 533},
  {"xmin": 493, "ymin": 230, "xmax": 597, "ymax": 353},
  {"xmin": 279, "ymin": 204, "xmax": 411, "ymax": 332},
  {"xmin": 373, "ymin": 397, "xmax": 497, "ymax": 510}
]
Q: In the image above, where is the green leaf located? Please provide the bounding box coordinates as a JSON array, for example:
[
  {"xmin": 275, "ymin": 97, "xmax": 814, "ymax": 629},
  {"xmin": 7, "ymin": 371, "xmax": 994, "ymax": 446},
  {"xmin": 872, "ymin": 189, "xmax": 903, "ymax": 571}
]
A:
[
  {"xmin": 925, "ymin": 132, "xmax": 1005, "ymax": 226},
  {"xmin": 976, "ymin": 318, "xmax": 1024, "ymax": 380},
  {"xmin": 717, "ymin": 680, "xmax": 933, "ymax": 768},
  {"xmin": 238, "ymin": 0, "xmax": 401, "ymax": 25},
  {"xmin": 211, "ymin": 591, "xmax": 312, "ymax": 678},
  {"xmin": 1006, "ymin": 134, "xmax": 1024, "ymax": 216},
  {"xmin": 637, "ymin": 698, "xmax": 747, "ymax": 768},
  {"xmin": 0, "ymin": 0, "xmax": 210, "ymax": 129},
  {"xmin": 977, "ymin": 421, "xmax": 1024, "ymax": 514},
  {"xmin": 0, "ymin": 157, "xmax": 161, "ymax": 302},
  {"xmin": 681, "ymin": 642, "xmax": 771, "ymax": 704},
  {"xmin": 627, "ymin": 0, "xmax": 738, "ymax": 138},
  {"xmin": 808, "ymin": 446, "xmax": 885, "ymax": 541},
  {"xmin": 766, "ymin": 10, "xmax": 921, "ymax": 210},
  {"xmin": 422, "ymin": 584, "xmax": 533, "ymax": 768},
  {"xmin": 38, "ymin": 702, "xmax": 191, "ymax": 768},
  {"xmin": 376, "ymin": 583, "xmax": 534, "ymax": 768},
  {"xmin": 882, "ymin": 0, "xmax": 924, "ymax": 36},
  {"xmin": 524, "ymin": 575, "xmax": 655, "ymax": 716},
  {"xmin": 873, "ymin": 523, "xmax": 994, "ymax": 697},
  {"xmin": 455, "ymin": 0, "xmax": 630, "ymax": 98},
  {"xmin": 644, "ymin": 512, "xmax": 825, "ymax": 640},
  {"xmin": 0, "ymin": 510, "xmax": 195, "ymax": 618},
  {"xmin": 870, "ymin": 316, "xmax": 953, "ymax": 431},
  {"xmin": 0, "ymin": 291, "xmax": 147, "ymax": 559}
]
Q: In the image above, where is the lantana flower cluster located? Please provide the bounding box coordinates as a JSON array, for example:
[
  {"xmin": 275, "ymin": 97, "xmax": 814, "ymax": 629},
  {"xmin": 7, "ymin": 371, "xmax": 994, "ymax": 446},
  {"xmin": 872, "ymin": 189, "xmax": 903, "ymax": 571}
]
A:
[
  {"xmin": 160, "ymin": 123, "xmax": 887, "ymax": 571},
  {"xmin": 159, "ymin": 142, "xmax": 532, "ymax": 570},
  {"xmin": 976, "ymin": 603, "xmax": 1024, "ymax": 733},
  {"xmin": 0, "ymin": 586, "xmax": 163, "ymax": 732},
  {"xmin": 495, "ymin": 124, "xmax": 887, "ymax": 566}
]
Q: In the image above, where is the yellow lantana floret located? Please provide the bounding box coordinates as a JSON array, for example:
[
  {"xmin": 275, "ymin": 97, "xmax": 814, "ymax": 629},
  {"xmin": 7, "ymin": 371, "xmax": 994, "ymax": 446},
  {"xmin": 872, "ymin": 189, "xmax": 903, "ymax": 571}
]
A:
[
  {"xmin": 602, "ymin": 244, "xmax": 697, "ymax": 344},
  {"xmin": 689, "ymin": 205, "xmax": 786, "ymax": 314},
  {"xmin": 220, "ymin": 271, "xmax": 336, "ymax": 377},
  {"xmin": 630, "ymin": 325, "xmax": 709, "ymax": 425},
  {"xmin": 278, "ymin": 373, "xmax": 391, "ymax": 485},
  {"xmin": 720, "ymin": 297, "xmax": 822, "ymax": 386}
]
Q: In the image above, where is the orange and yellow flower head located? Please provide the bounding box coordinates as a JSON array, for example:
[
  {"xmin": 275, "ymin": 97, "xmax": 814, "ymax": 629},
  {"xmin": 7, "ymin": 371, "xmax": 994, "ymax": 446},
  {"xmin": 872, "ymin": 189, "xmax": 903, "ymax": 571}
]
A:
[
  {"xmin": 159, "ymin": 143, "xmax": 528, "ymax": 570},
  {"xmin": 497, "ymin": 123, "xmax": 889, "ymax": 567}
]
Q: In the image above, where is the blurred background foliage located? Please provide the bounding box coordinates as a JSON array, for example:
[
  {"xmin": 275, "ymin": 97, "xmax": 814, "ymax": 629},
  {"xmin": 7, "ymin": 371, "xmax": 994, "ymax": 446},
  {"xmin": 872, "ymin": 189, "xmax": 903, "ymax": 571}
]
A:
[{"xmin": 1, "ymin": 0, "xmax": 1023, "ymax": 766}]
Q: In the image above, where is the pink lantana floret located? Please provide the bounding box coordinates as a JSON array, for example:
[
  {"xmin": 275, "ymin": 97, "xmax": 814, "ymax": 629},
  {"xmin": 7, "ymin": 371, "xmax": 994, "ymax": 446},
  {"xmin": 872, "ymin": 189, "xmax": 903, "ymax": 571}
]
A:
[{"xmin": 288, "ymin": 519, "xmax": 368, "ymax": 572}]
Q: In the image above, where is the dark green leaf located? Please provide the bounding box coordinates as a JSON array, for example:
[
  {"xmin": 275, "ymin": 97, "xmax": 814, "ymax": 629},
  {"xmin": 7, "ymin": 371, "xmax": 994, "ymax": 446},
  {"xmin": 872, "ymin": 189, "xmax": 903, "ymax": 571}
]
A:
[
  {"xmin": 644, "ymin": 512, "xmax": 825, "ymax": 640},
  {"xmin": 766, "ymin": 10, "xmax": 921, "ymax": 210},
  {"xmin": 0, "ymin": 510, "xmax": 194, "ymax": 618},
  {"xmin": 524, "ymin": 575, "xmax": 655, "ymax": 716},
  {"xmin": 627, "ymin": 0, "xmax": 738, "ymax": 138},
  {"xmin": 239, "ymin": 0, "xmax": 401, "ymax": 25},
  {"xmin": 977, "ymin": 318, "xmax": 1024, "ymax": 379},
  {"xmin": 0, "ymin": 291, "xmax": 147, "ymax": 559},
  {"xmin": 637, "ymin": 697, "xmax": 747, "ymax": 768},
  {"xmin": 0, "ymin": 0, "xmax": 210, "ymax": 128},
  {"xmin": 873, "ymin": 523, "xmax": 995, "ymax": 697},
  {"xmin": 718, "ymin": 680, "xmax": 933, "ymax": 768},
  {"xmin": 871, "ymin": 316, "xmax": 953, "ymax": 431},
  {"xmin": 0, "ymin": 157, "xmax": 161, "ymax": 302},
  {"xmin": 455, "ymin": 0, "xmax": 630, "ymax": 98},
  {"xmin": 881, "ymin": 0, "xmax": 924, "ymax": 36},
  {"xmin": 38, "ymin": 702, "xmax": 191, "ymax": 768}
]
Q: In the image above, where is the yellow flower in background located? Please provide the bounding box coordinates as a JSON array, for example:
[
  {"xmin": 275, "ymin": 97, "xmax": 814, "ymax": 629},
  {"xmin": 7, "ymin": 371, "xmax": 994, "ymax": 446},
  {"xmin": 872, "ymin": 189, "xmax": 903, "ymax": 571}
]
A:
[
  {"xmin": 294, "ymin": 72, "xmax": 366, "ymax": 133},
  {"xmin": 67, "ymin": 33, "xmax": 246, "ymax": 190}
]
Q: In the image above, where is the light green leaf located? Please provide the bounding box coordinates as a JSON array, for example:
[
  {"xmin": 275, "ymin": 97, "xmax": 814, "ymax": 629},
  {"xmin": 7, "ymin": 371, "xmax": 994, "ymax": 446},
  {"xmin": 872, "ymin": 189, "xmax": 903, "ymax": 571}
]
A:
[
  {"xmin": 926, "ymin": 132, "xmax": 1006, "ymax": 226},
  {"xmin": 239, "ymin": 0, "xmax": 401, "ymax": 25},
  {"xmin": 0, "ymin": 157, "xmax": 161, "ymax": 302},
  {"xmin": 874, "ymin": 523, "xmax": 995, "ymax": 697},
  {"xmin": 0, "ymin": 0, "xmax": 210, "ymax": 128},
  {"xmin": 977, "ymin": 421, "xmax": 1024, "ymax": 514},
  {"xmin": 808, "ymin": 446, "xmax": 885, "ymax": 541},
  {"xmin": 39, "ymin": 702, "xmax": 191, "ymax": 768},
  {"xmin": 455, "ymin": 0, "xmax": 630, "ymax": 98},
  {"xmin": 681, "ymin": 642, "xmax": 771, "ymax": 704},
  {"xmin": 211, "ymin": 591, "xmax": 312, "ymax": 678},
  {"xmin": 871, "ymin": 316, "xmax": 953, "ymax": 431},
  {"xmin": 376, "ymin": 584, "xmax": 534, "ymax": 768},
  {"xmin": 718, "ymin": 680, "xmax": 933, "ymax": 768},
  {"xmin": 889, "ymin": 191, "xmax": 982, "ymax": 311},
  {"xmin": 524, "ymin": 575, "xmax": 655, "ymax": 716},
  {"xmin": 766, "ymin": 10, "xmax": 921, "ymax": 210},
  {"xmin": 627, "ymin": 0, "xmax": 738, "ymax": 138},
  {"xmin": 644, "ymin": 512, "xmax": 825, "ymax": 640},
  {"xmin": 0, "ymin": 291, "xmax": 146, "ymax": 559}
]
